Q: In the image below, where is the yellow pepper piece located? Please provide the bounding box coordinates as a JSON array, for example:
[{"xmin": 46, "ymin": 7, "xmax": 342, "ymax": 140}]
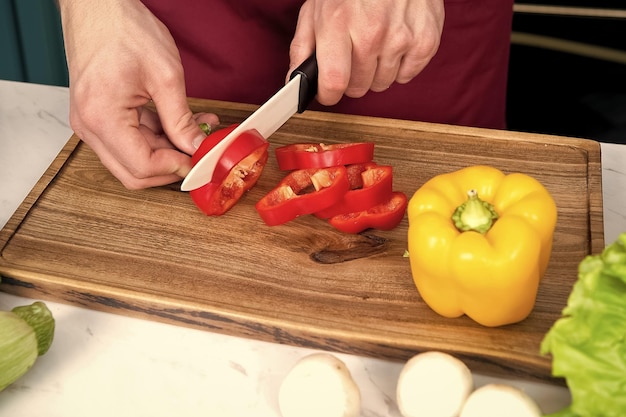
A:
[{"xmin": 407, "ymin": 165, "xmax": 557, "ymax": 327}]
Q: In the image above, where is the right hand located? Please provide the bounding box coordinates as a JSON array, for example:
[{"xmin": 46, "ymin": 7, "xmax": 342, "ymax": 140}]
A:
[
  {"xmin": 288, "ymin": 0, "xmax": 445, "ymax": 106},
  {"xmin": 58, "ymin": 0, "xmax": 219, "ymax": 189}
]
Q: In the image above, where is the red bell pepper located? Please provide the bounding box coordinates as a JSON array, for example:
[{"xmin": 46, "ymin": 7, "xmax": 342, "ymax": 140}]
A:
[
  {"xmin": 275, "ymin": 142, "xmax": 375, "ymax": 170},
  {"xmin": 328, "ymin": 191, "xmax": 408, "ymax": 234},
  {"xmin": 315, "ymin": 162, "xmax": 394, "ymax": 219},
  {"xmin": 255, "ymin": 166, "xmax": 350, "ymax": 226},
  {"xmin": 190, "ymin": 125, "xmax": 269, "ymax": 216}
]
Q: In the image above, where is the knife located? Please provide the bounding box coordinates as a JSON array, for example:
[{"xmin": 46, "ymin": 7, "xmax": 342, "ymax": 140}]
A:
[{"xmin": 180, "ymin": 53, "xmax": 318, "ymax": 192}]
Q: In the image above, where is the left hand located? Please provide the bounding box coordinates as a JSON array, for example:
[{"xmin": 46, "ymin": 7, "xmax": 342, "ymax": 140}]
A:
[{"xmin": 288, "ymin": 0, "xmax": 445, "ymax": 106}]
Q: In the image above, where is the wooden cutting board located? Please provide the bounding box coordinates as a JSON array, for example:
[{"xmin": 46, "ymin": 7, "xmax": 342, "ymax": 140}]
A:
[{"xmin": 0, "ymin": 99, "xmax": 603, "ymax": 384}]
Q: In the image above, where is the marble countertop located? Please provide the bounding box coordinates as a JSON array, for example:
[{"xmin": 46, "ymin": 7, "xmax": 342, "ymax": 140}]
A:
[{"xmin": 1, "ymin": 79, "xmax": 625, "ymax": 416}]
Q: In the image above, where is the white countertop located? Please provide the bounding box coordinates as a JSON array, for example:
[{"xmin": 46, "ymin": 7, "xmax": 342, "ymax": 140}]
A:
[{"xmin": 1, "ymin": 79, "xmax": 625, "ymax": 416}]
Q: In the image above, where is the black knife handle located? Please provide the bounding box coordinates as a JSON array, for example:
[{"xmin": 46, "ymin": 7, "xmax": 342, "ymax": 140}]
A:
[{"xmin": 290, "ymin": 53, "xmax": 318, "ymax": 113}]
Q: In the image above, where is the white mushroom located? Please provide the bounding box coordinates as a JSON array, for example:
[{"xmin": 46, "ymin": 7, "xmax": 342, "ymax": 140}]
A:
[
  {"xmin": 396, "ymin": 351, "xmax": 473, "ymax": 417},
  {"xmin": 459, "ymin": 384, "xmax": 542, "ymax": 417},
  {"xmin": 278, "ymin": 352, "xmax": 361, "ymax": 417}
]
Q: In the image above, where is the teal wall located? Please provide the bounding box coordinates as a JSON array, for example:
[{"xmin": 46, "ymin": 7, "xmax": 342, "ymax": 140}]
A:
[{"xmin": 0, "ymin": 0, "xmax": 68, "ymax": 86}]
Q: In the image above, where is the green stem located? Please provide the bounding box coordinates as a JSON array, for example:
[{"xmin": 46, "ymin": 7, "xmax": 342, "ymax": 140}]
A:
[
  {"xmin": 198, "ymin": 123, "xmax": 211, "ymax": 136},
  {"xmin": 12, "ymin": 302, "xmax": 55, "ymax": 356},
  {"xmin": 452, "ymin": 189, "xmax": 498, "ymax": 234}
]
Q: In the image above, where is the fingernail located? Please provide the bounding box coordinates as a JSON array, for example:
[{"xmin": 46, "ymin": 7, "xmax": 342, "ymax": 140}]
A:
[
  {"xmin": 178, "ymin": 164, "xmax": 191, "ymax": 179},
  {"xmin": 192, "ymin": 134, "xmax": 205, "ymax": 150}
]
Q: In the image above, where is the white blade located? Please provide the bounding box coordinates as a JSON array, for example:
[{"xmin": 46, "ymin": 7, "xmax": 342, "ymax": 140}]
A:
[{"xmin": 181, "ymin": 75, "xmax": 301, "ymax": 191}]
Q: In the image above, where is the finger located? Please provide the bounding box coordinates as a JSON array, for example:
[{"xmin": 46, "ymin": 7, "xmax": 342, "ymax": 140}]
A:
[
  {"xmin": 314, "ymin": 25, "xmax": 352, "ymax": 105},
  {"xmin": 149, "ymin": 70, "xmax": 206, "ymax": 156},
  {"xmin": 118, "ymin": 124, "xmax": 192, "ymax": 179},
  {"xmin": 89, "ymin": 107, "xmax": 193, "ymax": 188},
  {"xmin": 139, "ymin": 108, "xmax": 220, "ymax": 149},
  {"xmin": 288, "ymin": 1, "xmax": 316, "ymax": 82},
  {"xmin": 81, "ymin": 127, "xmax": 189, "ymax": 190},
  {"xmin": 187, "ymin": 112, "xmax": 221, "ymax": 149},
  {"xmin": 396, "ymin": 53, "xmax": 432, "ymax": 85},
  {"xmin": 138, "ymin": 124, "xmax": 176, "ymax": 150},
  {"xmin": 104, "ymin": 150, "xmax": 187, "ymax": 190},
  {"xmin": 343, "ymin": 17, "xmax": 388, "ymax": 98},
  {"xmin": 138, "ymin": 106, "xmax": 164, "ymax": 135},
  {"xmin": 396, "ymin": 33, "xmax": 441, "ymax": 84},
  {"xmin": 344, "ymin": 49, "xmax": 377, "ymax": 99},
  {"xmin": 370, "ymin": 54, "xmax": 402, "ymax": 92},
  {"xmin": 192, "ymin": 112, "xmax": 220, "ymax": 131}
]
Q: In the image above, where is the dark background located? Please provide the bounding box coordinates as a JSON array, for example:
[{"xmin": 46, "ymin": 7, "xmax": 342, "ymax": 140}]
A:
[
  {"xmin": 507, "ymin": 2, "xmax": 625, "ymax": 143},
  {"xmin": 1, "ymin": 1, "xmax": 624, "ymax": 144}
]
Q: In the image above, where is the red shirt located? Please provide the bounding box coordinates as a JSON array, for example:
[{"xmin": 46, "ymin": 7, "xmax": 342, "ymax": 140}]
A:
[{"xmin": 142, "ymin": 0, "xmax": 513, "ymax": 129}]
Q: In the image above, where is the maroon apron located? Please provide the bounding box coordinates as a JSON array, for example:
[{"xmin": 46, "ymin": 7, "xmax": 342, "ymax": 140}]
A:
[{"xmin": 142, "ymin": 0, "xmax": 513, "ymax": 129}]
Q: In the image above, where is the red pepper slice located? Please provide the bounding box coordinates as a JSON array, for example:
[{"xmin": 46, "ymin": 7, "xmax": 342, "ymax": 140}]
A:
[
  {"xmin": 191, "ymin": 124, "xmax": 266, "ymax": 184},
  {"xmin": 315, "ymin": 162, "xmax": 394, "ymax": 219},
  {"xmin": 275, "ymin": 142, "xmax": 375, "ymax": 170},
  {"xmin": 190, "ymin": 125, "xmax": 269, "ymax": 216},
  {"xmin": 255, "ymin": 166, "xmax": 350, "ymax": 226},
  {"xmin": 328, "ymin": 191, "xmax": 408, "ymax": 234}
]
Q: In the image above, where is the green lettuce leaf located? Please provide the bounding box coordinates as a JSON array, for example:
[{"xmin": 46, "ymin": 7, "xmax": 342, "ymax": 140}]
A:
[{"xmin": 541, "ymin": 233, "xmax": 626, "ymax": 417}]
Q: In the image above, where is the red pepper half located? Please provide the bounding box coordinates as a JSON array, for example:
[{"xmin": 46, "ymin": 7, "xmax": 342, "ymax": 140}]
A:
[
  {"xmin": 190, "ymin": 125, "xmax": 269, "ymax": 216},
  {"xmin": 255, "ymin": 166, "xmax": 350, "ymax": 226},
  {"xmin": 328, "ymin": 191, "xmax": 408, "ymax": 234},
  {"xmin": 315, "ymin": 162, "xmax": 394, "ymax": 219},
  {"xmin": 275, "ymin": 142, "xmax": 375, "ymax": 170}
]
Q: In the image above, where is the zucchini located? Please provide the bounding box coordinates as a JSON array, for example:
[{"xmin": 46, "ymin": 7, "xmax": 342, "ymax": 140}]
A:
[{"xmin": 0, "ymin": 301, "xmax": 55, "ymax": 391}]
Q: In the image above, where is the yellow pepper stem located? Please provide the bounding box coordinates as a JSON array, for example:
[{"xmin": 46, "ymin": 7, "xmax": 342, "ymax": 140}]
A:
[{"xmin": 452, "ymin": 189, "xmax": 498, "ymax": 234}]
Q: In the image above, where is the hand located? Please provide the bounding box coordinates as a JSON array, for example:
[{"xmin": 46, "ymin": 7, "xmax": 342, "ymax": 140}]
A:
[
  {"xmin": 58, "ymin": 0, "xmax": 219, "ymax": 189},
  {"xmin": 288, "ymin": 0, "xmax": 445, "ymax": 106}
]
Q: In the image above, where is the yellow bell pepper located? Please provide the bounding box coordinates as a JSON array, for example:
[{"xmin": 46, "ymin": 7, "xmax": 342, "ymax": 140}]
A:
[{"xmin": 407, "ymin": 165, "xmax": 557, "ymax": 327}]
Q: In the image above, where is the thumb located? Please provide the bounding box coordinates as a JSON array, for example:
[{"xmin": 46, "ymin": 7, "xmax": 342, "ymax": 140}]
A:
[{"xmin": 152, "ymin": 88, "xmax": 206, "ymax": 156}]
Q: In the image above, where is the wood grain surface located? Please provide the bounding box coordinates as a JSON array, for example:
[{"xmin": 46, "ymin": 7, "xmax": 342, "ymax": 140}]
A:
[{"xmin": 0, "ymin": 98, "xmax": 604, "ymax": 384}]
